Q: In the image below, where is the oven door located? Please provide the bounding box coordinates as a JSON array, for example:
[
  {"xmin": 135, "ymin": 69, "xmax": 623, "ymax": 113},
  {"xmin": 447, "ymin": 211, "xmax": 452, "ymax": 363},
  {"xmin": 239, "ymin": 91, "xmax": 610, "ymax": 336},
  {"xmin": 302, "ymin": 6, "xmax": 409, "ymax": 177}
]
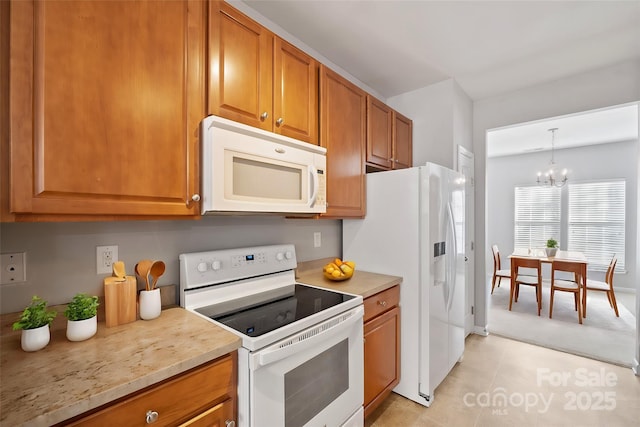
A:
[{"xmin": 248, "ymin": 306, "xmax": 364, "ymax": 427}]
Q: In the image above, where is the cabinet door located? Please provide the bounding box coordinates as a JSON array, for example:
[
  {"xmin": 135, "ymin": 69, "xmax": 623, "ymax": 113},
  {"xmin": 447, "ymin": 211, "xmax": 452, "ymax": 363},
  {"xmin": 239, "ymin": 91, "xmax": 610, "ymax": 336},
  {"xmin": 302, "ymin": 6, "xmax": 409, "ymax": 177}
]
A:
[
  {"xmin": 208, "ymin": 1, "xmax": 273, "ymax": 131},
  {"xmin": 366, "ymin": 96, "xmax": 393, "ymax": 169},
  {"xmin": 8, "ymin": 0, "xmax": 204, "ymax": 216},
  {"xmin": 320, "ymin": 65, "xmax": 366, "ymax": 218},
  {"xmin": 363, "ymin": 306, "xmax": 400, "ymax": 418},
  {"xmin": 273, "ymin": 38, "xmax": 319, "ymax": 145},
  {"xmin": 392, "ymin": 112, "xmax": 413, "ymax": 170}
]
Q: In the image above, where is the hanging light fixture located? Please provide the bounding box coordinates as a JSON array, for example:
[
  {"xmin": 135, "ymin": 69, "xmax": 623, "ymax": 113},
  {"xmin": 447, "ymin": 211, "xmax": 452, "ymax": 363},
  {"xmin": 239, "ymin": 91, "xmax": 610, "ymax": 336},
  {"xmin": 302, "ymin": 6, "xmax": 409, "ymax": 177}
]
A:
[{"xmin": 536, "ymin": 127, "xmax": 568, "ymax": 187}]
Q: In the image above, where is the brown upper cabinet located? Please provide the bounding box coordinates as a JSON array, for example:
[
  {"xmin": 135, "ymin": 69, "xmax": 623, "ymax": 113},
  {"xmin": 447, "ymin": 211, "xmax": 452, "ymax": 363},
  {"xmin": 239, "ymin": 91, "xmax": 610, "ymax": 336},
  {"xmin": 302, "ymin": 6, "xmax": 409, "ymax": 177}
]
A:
[
  {"xmin": 393, "ymin": 111, "xmax": 413, "ymax": 170},
  {"xmin": 208, "ymin": 1, "xmax": 319, "ymax": 145},
  {"xmin": 320, "ymin": 65, "xmax": 366, "ymax": 218},
  {"xmin": 366, "ymin": 96, "xmax": 393, "ymax": 170},
  {"xmin": 366, "ymin": 96, "xmax": 413, "ymax": 171},
  {"xmin": 6, "ymin": 0, "xmax": 205, "ymax": 218}
]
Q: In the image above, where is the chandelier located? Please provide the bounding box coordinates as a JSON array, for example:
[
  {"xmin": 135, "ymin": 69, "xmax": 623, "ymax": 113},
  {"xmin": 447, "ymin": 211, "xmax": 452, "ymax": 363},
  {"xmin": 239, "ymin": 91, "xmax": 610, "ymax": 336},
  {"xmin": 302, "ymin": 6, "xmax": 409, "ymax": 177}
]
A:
[{"xmin": 536, "ymin": 128, "xmax": 568, "ymax": 187}]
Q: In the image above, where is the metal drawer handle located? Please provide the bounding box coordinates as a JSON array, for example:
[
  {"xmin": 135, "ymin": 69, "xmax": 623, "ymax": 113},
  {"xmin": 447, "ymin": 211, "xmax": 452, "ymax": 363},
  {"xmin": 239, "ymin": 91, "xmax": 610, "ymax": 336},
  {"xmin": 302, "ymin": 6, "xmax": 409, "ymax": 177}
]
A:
[
  {"xmin": 260, "ymin": 112, "xmax": 269, "ymax": 121},
  {"xmin": 378, "ymin": 300, "xmax": 387, "ymax": 307},
  {"xmin": 226, "ymin": 421, "xmax": 236, "ymax": 427},
  {"xmin": 276, "ymin": 117, "xmax": 284, "ymax": 126},
  {"xmin": 146, "ymin": 410, "xmax": 159, "ymax": 424}
]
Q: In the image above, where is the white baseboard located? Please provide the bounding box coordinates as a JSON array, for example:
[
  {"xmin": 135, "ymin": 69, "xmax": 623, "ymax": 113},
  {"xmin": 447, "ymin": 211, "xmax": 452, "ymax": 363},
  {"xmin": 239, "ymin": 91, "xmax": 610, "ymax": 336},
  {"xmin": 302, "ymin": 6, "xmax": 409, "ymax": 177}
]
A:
[{"xmin": 473, "ymin": 325, "xmax": 489, "ymax": 336}]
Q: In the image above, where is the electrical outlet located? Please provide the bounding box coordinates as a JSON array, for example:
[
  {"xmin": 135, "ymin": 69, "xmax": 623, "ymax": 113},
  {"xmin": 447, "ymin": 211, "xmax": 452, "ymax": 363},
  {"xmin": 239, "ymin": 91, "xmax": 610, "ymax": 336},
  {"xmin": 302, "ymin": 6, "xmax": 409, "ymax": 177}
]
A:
[
  {"xmin": 97, "ymin": 245, "xmax": 118, "ymax": 274},
  {"xmin": 0, "ymin": 252, "xmax": 27, "ymax": 285},
  {"xmin": 314, "ymin": 232, "xmax": 322, "ymax": 248}
]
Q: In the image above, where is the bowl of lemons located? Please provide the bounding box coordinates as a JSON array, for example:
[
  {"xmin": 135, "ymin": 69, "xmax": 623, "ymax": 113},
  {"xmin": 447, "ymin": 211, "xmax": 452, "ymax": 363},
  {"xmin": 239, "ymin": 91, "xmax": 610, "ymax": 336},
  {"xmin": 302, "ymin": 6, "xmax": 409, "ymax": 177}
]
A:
[{"xmin": 323, "ymin": 258, "xmax": 356, "ymax": 281}]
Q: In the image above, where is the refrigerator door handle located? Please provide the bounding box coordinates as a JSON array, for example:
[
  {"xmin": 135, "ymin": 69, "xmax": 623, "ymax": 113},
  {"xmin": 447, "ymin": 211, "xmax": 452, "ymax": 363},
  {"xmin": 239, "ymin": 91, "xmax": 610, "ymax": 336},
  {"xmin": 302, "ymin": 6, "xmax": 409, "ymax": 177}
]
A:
[{"xmin": 446, "ymin": 201, "xmax": 457, "ymax": 312}]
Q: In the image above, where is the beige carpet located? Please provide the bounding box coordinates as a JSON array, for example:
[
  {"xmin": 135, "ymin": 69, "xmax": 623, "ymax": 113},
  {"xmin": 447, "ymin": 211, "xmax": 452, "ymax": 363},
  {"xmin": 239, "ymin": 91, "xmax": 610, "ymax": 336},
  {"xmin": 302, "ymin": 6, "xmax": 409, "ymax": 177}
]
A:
[{"xmin": 489, "ymin": 280, "xmax": 636, "ymax": 367}]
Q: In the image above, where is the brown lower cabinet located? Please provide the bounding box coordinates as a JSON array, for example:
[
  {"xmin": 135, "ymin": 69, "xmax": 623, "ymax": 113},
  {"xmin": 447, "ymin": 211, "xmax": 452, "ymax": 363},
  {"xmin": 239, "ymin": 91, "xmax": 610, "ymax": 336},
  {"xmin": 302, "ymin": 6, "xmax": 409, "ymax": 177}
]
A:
[
  {"xmin": 363, "ymin": 286, "xmax": 401, "ymax": 418},
  {"xmin": 63, "ymin": 352, "xmax": 237, "ymax": 427}
]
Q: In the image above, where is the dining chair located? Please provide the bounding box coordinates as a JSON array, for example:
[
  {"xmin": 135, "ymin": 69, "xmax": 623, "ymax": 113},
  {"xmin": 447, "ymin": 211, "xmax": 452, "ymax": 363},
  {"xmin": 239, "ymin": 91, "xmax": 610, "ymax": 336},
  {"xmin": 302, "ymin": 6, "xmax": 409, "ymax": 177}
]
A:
[
  {"xmin": 583, "ymin": 256, "xmax": 619, "ymax": 317},
  {"xmin": 491, "ymin": 244, "xmax": 511, "ymax": 294},
  {"xmin": 549, "ymin": 260, "xmax": 584, "ymax": 324},
  {"xmin": 509, "ymin": 256, "xmax": 542, "ymax": 315}
]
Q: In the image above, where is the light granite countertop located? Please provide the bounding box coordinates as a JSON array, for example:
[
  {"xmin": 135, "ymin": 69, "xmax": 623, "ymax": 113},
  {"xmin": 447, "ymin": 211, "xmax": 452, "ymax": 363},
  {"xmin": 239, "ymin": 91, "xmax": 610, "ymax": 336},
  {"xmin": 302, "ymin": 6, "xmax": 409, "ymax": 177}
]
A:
[
  {"xmin": 0, "ymin": 264, "xmax": 399, "ymax": 426},
  {"xmin": 296, "ymin": 258, "xmax": 402, "ymax": 298},
  {"xmin": 0, "ymin": 307, "xmax": 241, "ymax": 426}
]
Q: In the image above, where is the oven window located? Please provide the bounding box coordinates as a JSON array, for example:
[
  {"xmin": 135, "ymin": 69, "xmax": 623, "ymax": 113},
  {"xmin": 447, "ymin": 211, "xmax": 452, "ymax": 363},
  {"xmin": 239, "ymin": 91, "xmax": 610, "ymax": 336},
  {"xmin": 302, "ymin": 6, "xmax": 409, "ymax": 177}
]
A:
[
  {"xmin": 233, "ymin": 157, "xmax": 302, "ymax": 200},
  {"xmin": 284, "ymin": 339, "xmax": 349, "ymax": 427}
]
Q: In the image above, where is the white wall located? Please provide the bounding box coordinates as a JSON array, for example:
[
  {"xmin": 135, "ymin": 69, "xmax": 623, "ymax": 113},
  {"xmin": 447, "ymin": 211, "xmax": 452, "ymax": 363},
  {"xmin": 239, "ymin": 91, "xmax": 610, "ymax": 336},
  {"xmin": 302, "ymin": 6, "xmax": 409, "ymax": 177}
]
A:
[
  {"xmin": 0, "ymin": 217, "xmax": 341, "ymax": 314},
  {"xmin": 387, "ymin": 79, "xmax": 455, "ymax": 168},
  {"xmin": 487, "ymin": 139, "xmax": 638, "ymax": 289},
  {"xmin": 453, "ymin": 81, "xmax": 474, "ymax": 167},
  {"xmin": 473, "ymin": 57, "xmax": 640, "ymax": 334}
]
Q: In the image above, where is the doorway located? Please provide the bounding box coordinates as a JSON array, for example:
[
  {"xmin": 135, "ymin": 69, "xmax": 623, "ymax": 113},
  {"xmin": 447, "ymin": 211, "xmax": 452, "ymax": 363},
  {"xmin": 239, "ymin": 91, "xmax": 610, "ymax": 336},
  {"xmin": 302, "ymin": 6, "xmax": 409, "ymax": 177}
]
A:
[{"xmin": 484, "ymin": 103, "xmax": 638, "ymax": 366}]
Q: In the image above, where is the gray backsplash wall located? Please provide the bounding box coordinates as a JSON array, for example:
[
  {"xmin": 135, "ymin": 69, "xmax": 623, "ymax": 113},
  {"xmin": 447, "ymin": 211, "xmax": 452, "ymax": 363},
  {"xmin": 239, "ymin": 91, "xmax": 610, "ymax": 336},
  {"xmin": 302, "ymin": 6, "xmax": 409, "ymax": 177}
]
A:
[{"xmin": 0, "ymin": 216, "xmax": 341, "ymax": 314}]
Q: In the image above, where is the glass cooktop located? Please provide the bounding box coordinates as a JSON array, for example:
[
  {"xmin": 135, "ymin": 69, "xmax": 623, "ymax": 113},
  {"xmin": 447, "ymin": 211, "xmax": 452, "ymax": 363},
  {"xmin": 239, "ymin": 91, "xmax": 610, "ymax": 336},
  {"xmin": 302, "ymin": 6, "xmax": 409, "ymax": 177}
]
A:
[{"xmin": 195, "ymin": 284, "xmax": 356, "ymax": 338}]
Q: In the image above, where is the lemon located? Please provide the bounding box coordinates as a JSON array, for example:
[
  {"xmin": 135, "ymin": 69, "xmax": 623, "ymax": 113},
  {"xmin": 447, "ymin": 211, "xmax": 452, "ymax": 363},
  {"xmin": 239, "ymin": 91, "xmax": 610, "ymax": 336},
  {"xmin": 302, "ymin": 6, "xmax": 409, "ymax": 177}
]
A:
[{"xmin": 331, "ymin": 269, "xmax": 342, "ymax": 278}]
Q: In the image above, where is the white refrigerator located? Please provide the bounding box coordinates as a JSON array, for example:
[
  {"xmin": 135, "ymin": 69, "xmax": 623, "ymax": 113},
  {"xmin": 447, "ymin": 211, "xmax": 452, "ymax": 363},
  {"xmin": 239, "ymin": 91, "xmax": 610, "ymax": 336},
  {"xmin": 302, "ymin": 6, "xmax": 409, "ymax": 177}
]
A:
[{"xmin": 343, "ymin": 163, "xmax": 465, "ymax": 407}]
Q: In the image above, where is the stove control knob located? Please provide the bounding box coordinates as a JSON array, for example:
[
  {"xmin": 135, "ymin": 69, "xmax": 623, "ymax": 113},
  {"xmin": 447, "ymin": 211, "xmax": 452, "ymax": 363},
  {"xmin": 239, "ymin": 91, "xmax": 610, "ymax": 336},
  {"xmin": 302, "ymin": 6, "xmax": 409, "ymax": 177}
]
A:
[
  {"xmin": 285, "ymin": 311, "xmax": 293, "ymax": 320},
  {"xmin": 197, "ymin": 262, "xmax": 208, "ymax": 273},
  {"xmin": 276, "ymin": 313, "xmax": 285, "ymax": 322},
  {"xmin": 285, "ymin": 251, "xmax": 293, "ymax": 260},
  {"xmin": 276, "ymin": 252, "xmax": 284, "ymax": 261},
  {"xmin": 212, "ymin": 260, "xmax": 221, "ymax": 271}
]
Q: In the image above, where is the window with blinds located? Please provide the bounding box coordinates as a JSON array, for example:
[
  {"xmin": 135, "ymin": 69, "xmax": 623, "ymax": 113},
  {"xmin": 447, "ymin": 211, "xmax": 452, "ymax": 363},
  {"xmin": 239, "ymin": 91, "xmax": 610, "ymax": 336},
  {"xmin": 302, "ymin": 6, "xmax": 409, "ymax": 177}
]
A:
[
  {"xmin": 514, "ymin": 186, "xmax": 561, "ymax": 250},
  {"xmin": 568, "ymin": 180, "xmax": 625, "ymax": 272}
]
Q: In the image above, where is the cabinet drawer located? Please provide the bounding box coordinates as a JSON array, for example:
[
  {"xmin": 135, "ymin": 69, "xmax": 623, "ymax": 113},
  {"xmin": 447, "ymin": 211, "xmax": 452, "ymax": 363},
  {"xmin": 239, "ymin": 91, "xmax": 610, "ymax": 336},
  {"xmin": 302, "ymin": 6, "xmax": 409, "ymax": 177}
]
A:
[
  {"xmin": 364, "ymin": 285, "xmax": 400, "ymax": 322},
  {"xmin": 68, "ymin": 354, "xmax": 236, "ymax": 426},
  {"xmin": 178, "ymin": 398, "xmax": 234, "ymax": 427}
]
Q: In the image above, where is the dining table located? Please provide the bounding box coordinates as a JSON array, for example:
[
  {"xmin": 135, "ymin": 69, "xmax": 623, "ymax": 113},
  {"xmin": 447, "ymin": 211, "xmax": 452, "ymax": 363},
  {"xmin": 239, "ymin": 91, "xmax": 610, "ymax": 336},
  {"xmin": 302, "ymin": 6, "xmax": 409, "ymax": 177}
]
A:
[
  {"xmin": 510, "ymin": 248, "xmax": 588, "ymax": 265},
  {"xmin": 509, "ymin": 248, "xmax": 589, "ymax": 313}
]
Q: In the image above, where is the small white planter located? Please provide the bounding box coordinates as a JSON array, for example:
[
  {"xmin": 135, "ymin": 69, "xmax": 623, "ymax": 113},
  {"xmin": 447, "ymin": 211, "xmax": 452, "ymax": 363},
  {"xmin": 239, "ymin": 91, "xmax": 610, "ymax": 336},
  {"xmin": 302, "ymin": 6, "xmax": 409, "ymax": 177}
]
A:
[
  {"xmin": 21, "ymin": 324, "xmax": 51, "ymax": 352},
  {"xmin": 139, "ymin": 289, "xmax": 161, "ymax": 320},
  {"xmin": 66, "ymin": 316, "xmax": 97, "ymax": 342},
  {"xmin": 545, "ymin": 247, "xmax": 558, "ymax": 257}
]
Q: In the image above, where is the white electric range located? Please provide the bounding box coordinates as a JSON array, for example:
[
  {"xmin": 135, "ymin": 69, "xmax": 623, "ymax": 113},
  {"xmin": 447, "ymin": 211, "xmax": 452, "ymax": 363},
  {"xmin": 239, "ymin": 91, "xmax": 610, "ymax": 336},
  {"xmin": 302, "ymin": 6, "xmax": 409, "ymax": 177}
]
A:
[{"xmin": 180, "ymin": 244, "xmax": 364, "ymax": 427}]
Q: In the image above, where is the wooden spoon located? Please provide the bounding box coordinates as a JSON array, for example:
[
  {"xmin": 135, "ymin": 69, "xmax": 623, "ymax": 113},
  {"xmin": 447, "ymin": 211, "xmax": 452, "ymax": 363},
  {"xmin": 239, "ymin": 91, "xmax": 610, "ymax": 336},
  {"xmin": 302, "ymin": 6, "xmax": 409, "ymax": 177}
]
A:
[
  {"xmin": 148, "ymin": 260, "xmax": 166, "ymax": 290},
  {"xmin": 135, "ymin": 259, "xmax": 154, "ymax": 291}
]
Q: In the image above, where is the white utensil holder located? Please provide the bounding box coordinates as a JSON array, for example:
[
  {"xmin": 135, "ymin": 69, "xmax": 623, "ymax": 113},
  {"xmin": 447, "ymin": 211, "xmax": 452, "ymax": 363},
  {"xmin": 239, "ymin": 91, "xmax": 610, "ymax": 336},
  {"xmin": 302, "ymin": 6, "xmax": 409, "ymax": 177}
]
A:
[{"xmin": 139, "ymin": 288, "xmax": 161, "ymax": 320}]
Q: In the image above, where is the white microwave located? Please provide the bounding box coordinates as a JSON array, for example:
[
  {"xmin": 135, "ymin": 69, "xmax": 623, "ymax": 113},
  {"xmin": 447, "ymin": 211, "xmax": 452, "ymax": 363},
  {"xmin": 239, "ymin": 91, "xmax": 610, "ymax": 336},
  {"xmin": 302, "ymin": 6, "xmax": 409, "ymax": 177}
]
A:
[{"xmin": 200, "ymin": 115, "xmax": 327, "ymax": 215}]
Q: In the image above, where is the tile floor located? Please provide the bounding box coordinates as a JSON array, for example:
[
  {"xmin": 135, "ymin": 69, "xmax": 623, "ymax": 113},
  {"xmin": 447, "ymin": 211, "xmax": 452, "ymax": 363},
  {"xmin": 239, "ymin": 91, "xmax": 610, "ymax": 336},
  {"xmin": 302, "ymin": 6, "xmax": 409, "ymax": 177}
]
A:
[{"xmin": 365, "ymin": 334, "xmax": 640, "ymax": 427}]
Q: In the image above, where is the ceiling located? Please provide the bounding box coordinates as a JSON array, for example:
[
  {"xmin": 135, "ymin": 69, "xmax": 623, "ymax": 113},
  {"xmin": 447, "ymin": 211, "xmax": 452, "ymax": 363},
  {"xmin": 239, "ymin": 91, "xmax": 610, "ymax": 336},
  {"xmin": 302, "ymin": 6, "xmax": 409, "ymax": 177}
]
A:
[
  {"xmin": 241, "ymin": 0, "xmax": 640, "ymax": 101},
  {"xmin": 239, "ymin": 0, "xmax": 640, "ymax": 155},
  {"xmin": 487, "ymin": 103, "xmax": 639, "ymax": 157}
]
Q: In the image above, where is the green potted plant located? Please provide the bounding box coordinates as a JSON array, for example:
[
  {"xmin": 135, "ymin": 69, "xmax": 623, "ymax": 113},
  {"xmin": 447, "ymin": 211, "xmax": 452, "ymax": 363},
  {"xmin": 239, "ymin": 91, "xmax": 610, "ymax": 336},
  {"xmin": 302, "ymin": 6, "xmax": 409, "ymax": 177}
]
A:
[
  {"xmin": 12, "ymin": 296, "xmax": 57, "ymax": 352},
  {"xmin": 64, "ymin": 293, "xmax": 99, "ymax": 342},
  {"xmin": 545, "ymin": 238, "xmax": 559, "ymax": 257}
]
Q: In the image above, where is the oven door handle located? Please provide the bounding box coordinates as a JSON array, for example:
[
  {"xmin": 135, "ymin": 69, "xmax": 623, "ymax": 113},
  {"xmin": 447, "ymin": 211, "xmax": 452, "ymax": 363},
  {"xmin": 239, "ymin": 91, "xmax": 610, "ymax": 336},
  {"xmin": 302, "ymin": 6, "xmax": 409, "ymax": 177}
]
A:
[{"xmin": 257, "ymin": 306, "xmax": 364, "ymax": 368}]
